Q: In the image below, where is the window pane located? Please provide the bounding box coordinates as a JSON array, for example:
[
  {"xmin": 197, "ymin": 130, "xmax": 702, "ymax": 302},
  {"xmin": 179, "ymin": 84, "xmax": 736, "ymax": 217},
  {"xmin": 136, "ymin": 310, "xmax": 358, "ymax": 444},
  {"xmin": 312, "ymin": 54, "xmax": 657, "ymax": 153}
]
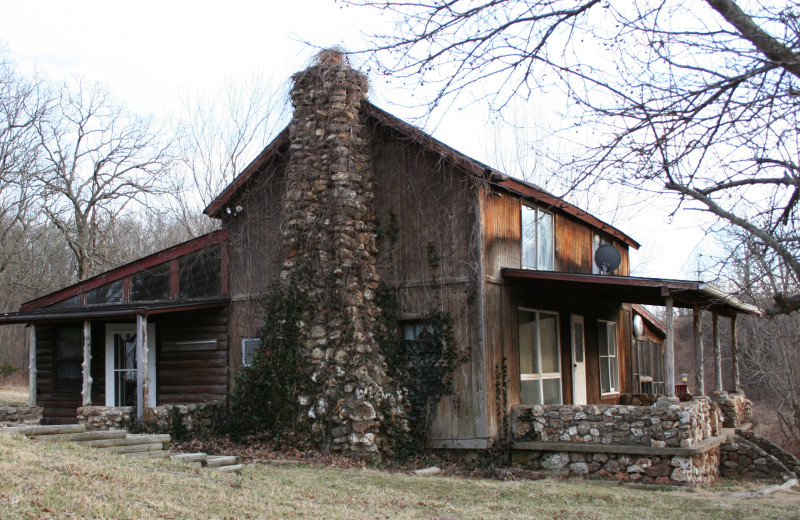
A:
[
  {"xmin": 55, "ymin": 326, "xmax": 82, "ymax": 392},
  {"xmin": 179, "ymin": 245, "xmax": 221, "ymax": 299},
  {"xmin": 521, "ymin": 205, "xmax": 537, "ymax": 268},
  {"xmin": 518, "ymin": 310, "xmax": 537, "ymax": 374},
  {"xmin": 86, "ymin": 280, "xmax": 123, "ymax": 305},
  {"xmin": 131, "ymin": 263, "xmax": 171, "ymax": 301},
  {"xmin": 573, "ymin": 319, "xmax": 584, "ymax": 363},
  {"xmin": 49, "ymin": 295, "xmax": 81, "ymax": 309},
  {"xmin": 537, "ymin": 211, "xmax": 554, "ymax": 270},
  {"xmin": 539, "ymin": 312, "xmax": 559, "ymax": 373},
  {"xmin": 520, "ymin": 379, "xmax": 542, "ymax": 405},
  {"xmin": 542, "ymin": 378, "xmax": 562, "ymax": 405},
  {"xmin": 600, "ymin": 357, "xmax": 610, "ymax": 393},
  {"xmin": 598, "ymin": 323, "xmax": 609, "ymax": 356}
]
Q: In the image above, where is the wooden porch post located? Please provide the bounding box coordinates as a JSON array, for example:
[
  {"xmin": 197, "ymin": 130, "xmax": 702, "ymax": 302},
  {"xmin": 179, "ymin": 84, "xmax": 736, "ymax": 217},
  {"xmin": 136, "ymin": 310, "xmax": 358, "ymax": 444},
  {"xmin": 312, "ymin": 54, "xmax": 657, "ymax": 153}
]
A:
[
  {"xmin": 135, "ymin": 314, "xmax": 146, "ymax": 420},
  {"xmin": 712, "ymin": 313, "xmax": 722, "ymax": 392},
  {"xmin": 730, "ymin": 314, "xmax": 740, "ymax": 391},
  {"xmin": 693, "ymin": 307, "xmax": 704, "ymax": 396},
  {"xmin": 665, "ymin": 296, "xmax": 675, "ymax": 397},
  {"xmin": 28, "ymin": 324, "xmax": 36, "ymax": 407},
  {"xmin": 81, "ymin": 321, "xmax": 92, "ymax": 407}
]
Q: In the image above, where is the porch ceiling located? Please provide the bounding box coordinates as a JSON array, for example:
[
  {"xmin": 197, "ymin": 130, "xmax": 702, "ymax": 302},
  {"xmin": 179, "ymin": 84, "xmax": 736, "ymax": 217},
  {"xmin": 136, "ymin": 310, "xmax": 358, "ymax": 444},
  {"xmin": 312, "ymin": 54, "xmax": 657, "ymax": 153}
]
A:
[
  {"xmin": 501, "ymin": 269, "xmax": 761, "ymax": 317},
  {"xmin": 0, "ymin": 296, "xmax": 230, "ymax": 325}
]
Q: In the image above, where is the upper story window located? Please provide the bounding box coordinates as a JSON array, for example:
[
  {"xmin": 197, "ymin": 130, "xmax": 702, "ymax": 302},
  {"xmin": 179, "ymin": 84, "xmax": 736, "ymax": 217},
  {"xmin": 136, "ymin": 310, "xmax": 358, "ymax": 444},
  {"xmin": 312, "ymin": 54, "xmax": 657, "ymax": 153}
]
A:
[{"xmin": 521, "ymin": 205, "xmax": 554, "ymax": 270}]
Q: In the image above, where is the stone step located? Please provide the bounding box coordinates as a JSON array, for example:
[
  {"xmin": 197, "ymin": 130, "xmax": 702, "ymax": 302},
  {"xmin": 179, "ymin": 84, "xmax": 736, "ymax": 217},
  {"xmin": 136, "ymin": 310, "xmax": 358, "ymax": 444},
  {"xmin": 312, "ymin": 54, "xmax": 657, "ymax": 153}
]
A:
[{"xmin": 205, "ymin": 455, "xmax": 240, "ymax": 468}]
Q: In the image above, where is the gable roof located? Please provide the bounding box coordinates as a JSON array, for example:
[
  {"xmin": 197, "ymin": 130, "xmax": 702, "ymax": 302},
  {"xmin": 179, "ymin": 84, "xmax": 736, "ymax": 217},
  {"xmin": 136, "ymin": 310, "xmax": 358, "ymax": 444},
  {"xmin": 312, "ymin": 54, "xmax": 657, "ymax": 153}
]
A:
[{"xmin": 203, "ymin": 102, "xmax": 638, "ymax": 249}]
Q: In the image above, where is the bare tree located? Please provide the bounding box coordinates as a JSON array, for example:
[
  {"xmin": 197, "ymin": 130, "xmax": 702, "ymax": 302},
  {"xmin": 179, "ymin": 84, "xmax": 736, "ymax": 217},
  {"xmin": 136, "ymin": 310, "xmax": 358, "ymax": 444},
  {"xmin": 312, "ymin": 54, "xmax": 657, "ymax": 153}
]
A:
[
  {"xmin": 170, "ymin": 73, "xmax": 287, "ymax": 236},
  {"xmin": 350, "ymin": 0, "xmax": 800, "ymax": 313},
  {"xmin": 34, "ymin": 78, "xmax": 175, "ymax": 280}
]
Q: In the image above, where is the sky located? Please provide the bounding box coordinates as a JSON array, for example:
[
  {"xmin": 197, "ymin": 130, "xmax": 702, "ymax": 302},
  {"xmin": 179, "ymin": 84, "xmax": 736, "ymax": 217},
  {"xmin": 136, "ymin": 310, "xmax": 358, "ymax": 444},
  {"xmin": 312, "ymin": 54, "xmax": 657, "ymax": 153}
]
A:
[{"xmin": 0, "ymin": 0, "xmax": 716, "ymax": 280}]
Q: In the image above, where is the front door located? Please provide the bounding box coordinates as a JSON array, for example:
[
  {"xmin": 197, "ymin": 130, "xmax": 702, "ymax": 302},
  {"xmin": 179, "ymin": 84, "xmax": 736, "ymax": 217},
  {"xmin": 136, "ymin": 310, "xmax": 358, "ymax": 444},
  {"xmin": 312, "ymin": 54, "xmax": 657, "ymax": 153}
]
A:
[
  {"xmin": 105, "ymin": 323, "xmax": 156, "ymax": 407},
  {"xmin": 571, "ymin": 315, "xmax": 587, "ymax": 405}
]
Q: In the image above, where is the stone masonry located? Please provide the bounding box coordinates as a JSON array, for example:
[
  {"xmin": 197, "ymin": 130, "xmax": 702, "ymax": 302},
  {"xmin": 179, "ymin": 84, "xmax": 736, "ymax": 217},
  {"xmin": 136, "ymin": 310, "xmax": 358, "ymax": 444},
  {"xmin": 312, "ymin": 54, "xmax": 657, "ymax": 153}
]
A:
[
  {"xmin": 0, "ymin": 405, "xmax": 43, "ymax": 426},
  {"xmin": 78, "ymin": 403, "xmax": 223, "ymax": 435},
  {"xmin": 280, "ymin": 50, "xmax": 404, "ymax": 459},
  {"xmin": 709, "ymin": 390, "xmax": 752, "ymax": 428},
  {"xmin": 512, "ymin": 397, "xmax": 718, "ymax": 449}
]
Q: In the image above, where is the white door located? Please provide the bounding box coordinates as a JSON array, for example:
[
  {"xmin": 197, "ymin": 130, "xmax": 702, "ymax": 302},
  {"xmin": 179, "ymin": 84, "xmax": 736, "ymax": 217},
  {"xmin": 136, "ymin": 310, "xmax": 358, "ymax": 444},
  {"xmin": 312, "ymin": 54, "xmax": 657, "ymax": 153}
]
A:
[
  {"xmin": 105, "ymin": 323, "xmax": 156, "ymax": 407},
  {"xmin": 571, "ymin": 315, "xmax": 587, "ymax": 405}
]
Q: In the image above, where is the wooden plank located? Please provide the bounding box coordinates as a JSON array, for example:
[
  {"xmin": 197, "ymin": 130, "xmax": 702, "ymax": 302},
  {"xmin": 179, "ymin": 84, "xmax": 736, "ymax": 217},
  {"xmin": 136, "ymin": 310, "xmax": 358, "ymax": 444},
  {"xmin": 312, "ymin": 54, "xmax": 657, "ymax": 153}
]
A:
[
  {"xmin": 2, "ymin": 424, "xmax": 85, "ymax": 436},
  {"xmin": 161, "ymin": 339, "xmax": 218, "ymax": 352},
  {"xmin": 159, "ymin": 376, "xmax": 228, "ymax": 386},
  {"xmin": 123, "ymin": 450, "xmax": 170, "ymax": 459},
  {"xmin": 108, "ymin": 442, "xmax": 166, "ymax": 454},
  {"xmin": 33, "ymin": 430, "xmax": 128, "ymax": 443},
  {"xmin": 158, "ymin": 385, "xmax": 227, "ymax": 395}
]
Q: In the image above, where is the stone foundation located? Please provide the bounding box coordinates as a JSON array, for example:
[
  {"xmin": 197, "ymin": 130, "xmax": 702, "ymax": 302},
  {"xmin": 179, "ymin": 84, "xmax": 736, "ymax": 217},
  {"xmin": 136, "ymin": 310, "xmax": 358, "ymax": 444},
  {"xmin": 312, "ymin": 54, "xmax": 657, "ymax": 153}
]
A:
[
  {"xmin": 512, "ymin": 447, "xmax": 720, "ymax": 486},
  {"xmin": 709, "ymin": 390, "xmax": 752, "ymax": 428},
  {"xmin": 0, "ymin": 405, "xmax": 43, "ymax": 425},
  {"xmin": 512, "ymin": 397, "xmax": 718, "ymax": 449},
  {"xmin": 78, "ymin": 402, "xmax": 223, "ymax": 435}
]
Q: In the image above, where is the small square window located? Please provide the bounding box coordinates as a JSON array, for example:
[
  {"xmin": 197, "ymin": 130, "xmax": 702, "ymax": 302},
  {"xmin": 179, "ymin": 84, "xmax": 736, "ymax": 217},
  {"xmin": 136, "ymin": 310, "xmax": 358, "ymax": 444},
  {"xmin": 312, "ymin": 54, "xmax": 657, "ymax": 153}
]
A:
[{"xmin": 242, "ymin": 338, "xmax": 261, "ymax": 367}]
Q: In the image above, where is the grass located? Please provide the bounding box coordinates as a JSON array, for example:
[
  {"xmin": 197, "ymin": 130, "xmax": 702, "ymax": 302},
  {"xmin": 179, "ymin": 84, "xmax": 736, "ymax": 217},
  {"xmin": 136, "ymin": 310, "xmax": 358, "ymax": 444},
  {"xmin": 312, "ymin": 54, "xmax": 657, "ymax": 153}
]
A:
[
  {"xmin": 1, "ymin": 434, "xmax": 799, "ymax": 519},
  {"xmin": 0, "ymin": 384, "xmax": 28, "ymax": 406}
]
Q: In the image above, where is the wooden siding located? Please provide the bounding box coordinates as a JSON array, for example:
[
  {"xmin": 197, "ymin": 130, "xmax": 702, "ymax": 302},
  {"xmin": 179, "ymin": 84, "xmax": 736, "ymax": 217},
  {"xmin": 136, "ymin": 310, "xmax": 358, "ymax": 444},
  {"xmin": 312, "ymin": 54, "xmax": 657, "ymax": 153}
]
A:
[
  {"xmin": 370, "ymin": 124, "xmax": 486, "ymax": 443},
  {"xmin": 155, "ymin": 308, "xmax": 229, "ymax": 404}
]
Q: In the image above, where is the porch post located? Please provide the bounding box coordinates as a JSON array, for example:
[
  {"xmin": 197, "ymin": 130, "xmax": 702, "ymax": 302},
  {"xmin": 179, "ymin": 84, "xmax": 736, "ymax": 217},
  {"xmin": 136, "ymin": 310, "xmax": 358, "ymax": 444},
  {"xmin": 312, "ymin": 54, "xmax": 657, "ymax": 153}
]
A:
[
  {"xmin": 693, "ymin": 307, "xmax": 704, "ymax": 396},
  {"xmin": 712, "ymin": 313, "xmax": 722, "ymax": 392},
  {"xmin": 141, "ymin": 316, "xmax": 150, "ymax": 417},
  {"xmin": 81, "ymin": 321, "xmax": 92, "ymax": 407},
  {"xmin": 136, "ymin": 314, "xmax": 144, "ymax": 420},
  {"xmin": 665, "ymin": 296, "xmax": 675, "ymax": 397},
  {"xmin": 730, "ymin": 314, "xmax": 740, "ymax": 391},
  {"xmin": 28, "ymin": 324, "xmax": 36, "ymax": 407}
]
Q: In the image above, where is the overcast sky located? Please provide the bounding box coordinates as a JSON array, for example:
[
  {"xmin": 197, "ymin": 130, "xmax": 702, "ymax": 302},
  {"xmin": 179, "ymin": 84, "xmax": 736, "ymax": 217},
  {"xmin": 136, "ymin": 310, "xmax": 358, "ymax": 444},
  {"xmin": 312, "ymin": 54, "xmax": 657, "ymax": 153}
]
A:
[{"xmin": 0, "ymin": 0, "xmax": 716, "ymax": 280}]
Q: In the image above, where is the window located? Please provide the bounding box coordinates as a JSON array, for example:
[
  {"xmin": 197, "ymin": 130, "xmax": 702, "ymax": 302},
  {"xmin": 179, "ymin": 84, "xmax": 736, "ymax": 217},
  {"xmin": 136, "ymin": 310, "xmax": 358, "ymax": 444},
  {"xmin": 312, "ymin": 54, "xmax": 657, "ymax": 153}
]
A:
[
  {"xmin": 242, "ymin": 338, "xmax": 261, "ymax": 367},
  {"xmin": 636, "ymin": 339, "xmax": 665, "ymax": 394},
  {"xmin": 598, "ymin": 320, "xmax": 620, "ymax": 394},
  {"xmin": 518, "ymin": 308, "xmax": 562, "ymax": 405},
  {"xmin": 521, "ymin": 205, "xmax": 554, "ymax": 270},
  {"xmin": 54, "ymin": 326, "xmax": 82, "ymax": 392},
  {"xmin": 131, "ymin": 263, "xmax": 171, "ymax": 301},
  {"xmin": 179, "ymin": 245, "xmax": 221, "ymax": 299},
  {"xmin": 86, "ymin": 280, "xmax": 123, "ymax": 305},
  {"xmin": 592, "ymin": 234, "xmax": 613, "ymax": 274}
]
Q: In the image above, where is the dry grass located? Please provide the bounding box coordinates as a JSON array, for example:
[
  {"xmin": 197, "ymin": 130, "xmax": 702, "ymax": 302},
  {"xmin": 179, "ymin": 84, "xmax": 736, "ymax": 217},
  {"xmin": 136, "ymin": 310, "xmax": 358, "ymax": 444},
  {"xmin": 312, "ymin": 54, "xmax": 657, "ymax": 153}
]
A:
[
  {"xmin": 1, "ymin": 434, "xmax": 799, "ymax": 519},
  {"xmin": 0, "ymin": 384, "xmax": 28, "ymax": 406}
]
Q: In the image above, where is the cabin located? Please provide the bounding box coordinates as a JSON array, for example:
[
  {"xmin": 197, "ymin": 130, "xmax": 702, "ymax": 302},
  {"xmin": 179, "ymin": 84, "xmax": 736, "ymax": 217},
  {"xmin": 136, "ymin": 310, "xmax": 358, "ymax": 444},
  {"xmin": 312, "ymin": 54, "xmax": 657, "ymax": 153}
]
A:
[{"xmin": 2, "ymin": 53, "xmax": 779, "ymax": 485}]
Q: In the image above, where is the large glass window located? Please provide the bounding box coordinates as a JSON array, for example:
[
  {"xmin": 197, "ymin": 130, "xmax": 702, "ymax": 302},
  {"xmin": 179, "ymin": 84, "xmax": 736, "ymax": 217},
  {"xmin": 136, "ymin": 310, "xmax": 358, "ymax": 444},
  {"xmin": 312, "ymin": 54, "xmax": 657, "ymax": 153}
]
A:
[
  {"xmin": 636, "ymin": 339, "xmax": 665, "ymax": 394},
  {"xmin": 521, "ymin": 205, "xmax": 554, "ymax": 270},
  {"xmin": 131, "ymin": 263, "xmax": 171, "ymax": 301},
  {"xmin": 598, "ymin": 320, "xmax": 620, "ymax": 394},
  {"xmin": 178, "ymin": 245, "xmax": 221, "ymax": 299},
  {"xmin": 86, "ymin": 280, "xmax": 123, "ymax": 305},
  {"xmin": 518, "ymin": 308, "xmax": 562, "ymax": 405},
  {"xmin": 54, "ymin": 326, "xmax": 82, "ymax": 392}
]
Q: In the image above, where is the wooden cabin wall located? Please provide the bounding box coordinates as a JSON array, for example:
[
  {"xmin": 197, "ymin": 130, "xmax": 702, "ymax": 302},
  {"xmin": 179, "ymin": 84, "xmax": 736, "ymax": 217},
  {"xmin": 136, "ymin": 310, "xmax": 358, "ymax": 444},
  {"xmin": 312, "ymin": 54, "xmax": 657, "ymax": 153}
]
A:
[
  {"xmin": 155, "ymin": 308, "xmax": 229, "ymax": 404},
  {"xmin": 34, "ymin": 324, "xmax": 78, "ymax": 424},
  {"xmin": 224, "ymin": 154, "xmax": 288, "ymax": 303},
  {"xmin": 370, "ymin": 125, "xmax": 487, "ymax": 446}
]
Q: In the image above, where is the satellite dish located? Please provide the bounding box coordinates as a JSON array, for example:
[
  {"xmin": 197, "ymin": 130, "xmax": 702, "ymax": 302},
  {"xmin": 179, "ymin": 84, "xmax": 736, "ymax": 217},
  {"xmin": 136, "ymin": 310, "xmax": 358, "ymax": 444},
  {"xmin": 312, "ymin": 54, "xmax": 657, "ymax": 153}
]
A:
[
  {"xmin": 594, "ymin": 244, "xmax": 621, "ymax": 275},
  {"xmin": 632, "ymin": 315, "xmax": 644, "ymax": 338}
]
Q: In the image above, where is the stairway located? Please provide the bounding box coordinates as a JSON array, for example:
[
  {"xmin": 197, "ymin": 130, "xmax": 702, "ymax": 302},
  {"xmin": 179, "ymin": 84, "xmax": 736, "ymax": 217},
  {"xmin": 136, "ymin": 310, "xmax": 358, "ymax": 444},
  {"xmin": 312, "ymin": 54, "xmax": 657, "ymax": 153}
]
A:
[
  {"xmin": 735, "ymin": 429, "xmax": 800, "ymax": 479},
  {"xmin": 1, "ymin": 424, "xmax": 241, "ymax": 473}
]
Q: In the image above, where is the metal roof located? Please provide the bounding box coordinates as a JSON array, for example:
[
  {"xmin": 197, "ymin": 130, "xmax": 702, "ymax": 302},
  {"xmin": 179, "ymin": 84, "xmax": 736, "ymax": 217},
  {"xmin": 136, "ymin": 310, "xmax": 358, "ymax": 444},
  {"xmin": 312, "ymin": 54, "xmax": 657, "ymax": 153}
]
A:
[{"xmin": 502, "ymin": 269, "xmax": 761, "ymax": 317}]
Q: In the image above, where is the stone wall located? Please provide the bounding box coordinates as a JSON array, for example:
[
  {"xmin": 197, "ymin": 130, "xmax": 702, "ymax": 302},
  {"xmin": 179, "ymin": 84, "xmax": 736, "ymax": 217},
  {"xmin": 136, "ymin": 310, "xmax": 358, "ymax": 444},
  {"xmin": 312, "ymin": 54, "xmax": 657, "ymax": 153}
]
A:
[
  {"xmin": 512, "ymin": 448, "xmax": 720, "ymax": 486},
  {"xmin": 709, "ymin": 390, "xmax": 752, "ymax": 428},
  {"xmin": 720, "ymin": 434, "xmax": 797, "ymax": 482},
  {"xmin": 78, "ymin": 406, "xmax": 133, "ymax": 431},
  {"xmin": 0, "ymin": 405, "xmax": 43, "ymax": 425},
  {"xmin": 78, "ymin": 402, "xmax": 223, "ymax": 435},
  {"xmin": 512, "ymin": 397, "xmax": 718, "ymax": 449}
]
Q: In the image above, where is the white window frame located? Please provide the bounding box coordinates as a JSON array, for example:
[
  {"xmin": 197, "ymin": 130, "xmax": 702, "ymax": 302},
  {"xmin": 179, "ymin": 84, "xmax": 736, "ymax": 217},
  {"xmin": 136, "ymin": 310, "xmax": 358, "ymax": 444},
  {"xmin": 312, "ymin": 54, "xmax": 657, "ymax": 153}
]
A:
[
  {"xmin": 242, "ymin": 338, "xmax": 261, "ymax": 368},
  {"xmin": 518, "ymin": 307, "xmax": 562, "ymax": 405},
  {"xmin": 598, "ymin": 320, "xmax": 620, "ymax": 395},
  {"xmin": 521, "ymin": 204, "xmax": 554, "ymax": 271}
]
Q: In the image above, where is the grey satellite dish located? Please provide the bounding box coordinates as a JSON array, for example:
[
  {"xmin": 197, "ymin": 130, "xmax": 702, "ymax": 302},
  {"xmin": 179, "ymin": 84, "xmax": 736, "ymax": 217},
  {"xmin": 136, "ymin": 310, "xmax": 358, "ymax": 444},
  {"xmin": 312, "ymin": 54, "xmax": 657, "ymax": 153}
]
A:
[{"xmin": 595, "ymin": 244, "xmax": 621, "ymax": 275}]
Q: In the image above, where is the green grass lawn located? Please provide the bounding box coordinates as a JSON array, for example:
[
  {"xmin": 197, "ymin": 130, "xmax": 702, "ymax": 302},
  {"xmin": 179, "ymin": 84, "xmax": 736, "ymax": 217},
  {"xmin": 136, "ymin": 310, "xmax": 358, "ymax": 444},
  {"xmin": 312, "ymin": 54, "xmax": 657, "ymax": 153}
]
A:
[{"xmin": 1, "ymin": 433, "xmax": 798, "ymax": 519}]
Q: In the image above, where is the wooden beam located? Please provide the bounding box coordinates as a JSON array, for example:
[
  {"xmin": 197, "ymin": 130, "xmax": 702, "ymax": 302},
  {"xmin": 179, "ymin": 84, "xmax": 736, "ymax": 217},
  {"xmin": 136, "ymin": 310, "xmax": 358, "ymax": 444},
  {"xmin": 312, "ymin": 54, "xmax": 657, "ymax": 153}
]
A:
[
  {"xmin": 731, "ymin": 314, "xmax": 740, "ymax": 391},
  {"xmin": 136, "ymin": 314, "xmax": 144, "ymax": 421},
  {"xmin": 28, "ymin": 325, "xmax": 36, "ymax": 407},
  {"xmin": 712, "ymin": 313, "xmax": 722, "ymax": 392},
  {"xmin": 693, "ymin": 307, "xmax": 704, "ymax": 396},
  {"xmin": 142, "ymin": 316, "xmax": 150, "ymax": 418},
  {"xmin": 665, "ymin": 296, "xmax": 675, "ymax": 397},
  {"xmin": 81, "ymin": 321, "xmax": 92, "ymax": 407}
]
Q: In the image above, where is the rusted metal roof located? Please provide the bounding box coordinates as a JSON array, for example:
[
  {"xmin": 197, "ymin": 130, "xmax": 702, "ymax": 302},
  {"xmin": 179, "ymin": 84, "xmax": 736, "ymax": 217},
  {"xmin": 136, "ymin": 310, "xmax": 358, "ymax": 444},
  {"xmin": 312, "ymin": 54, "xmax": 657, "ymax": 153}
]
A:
[{"xmin": 502, "ymin": 269, "xmax": 761, "ymax": 317}]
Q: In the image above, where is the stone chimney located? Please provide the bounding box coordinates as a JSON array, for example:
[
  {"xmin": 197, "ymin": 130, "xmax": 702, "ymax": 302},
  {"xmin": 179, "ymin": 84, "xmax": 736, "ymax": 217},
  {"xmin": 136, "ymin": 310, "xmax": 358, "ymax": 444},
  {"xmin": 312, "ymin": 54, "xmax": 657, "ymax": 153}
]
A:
[{"xmin": 280, "ymin": 49, "xmax": 402, "ymax": 459}]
